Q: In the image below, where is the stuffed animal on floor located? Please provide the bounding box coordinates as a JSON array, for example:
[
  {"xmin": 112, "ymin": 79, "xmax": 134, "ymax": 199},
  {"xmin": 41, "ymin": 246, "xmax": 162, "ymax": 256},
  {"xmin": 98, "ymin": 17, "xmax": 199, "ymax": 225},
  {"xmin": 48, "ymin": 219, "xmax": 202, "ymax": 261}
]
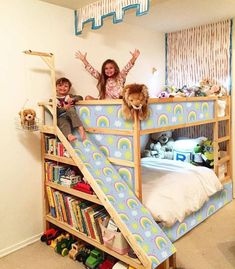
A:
[
  {"xmin": 19, "ymin": 108, "xmax": 36, "ymax": 130},
  {"xmin": 143, "ymin": 131, "xmax": 174, "ymax": 159},
  {"xmin": 121, "ymin": 83, "xmax": 149, "ymax": 121}
]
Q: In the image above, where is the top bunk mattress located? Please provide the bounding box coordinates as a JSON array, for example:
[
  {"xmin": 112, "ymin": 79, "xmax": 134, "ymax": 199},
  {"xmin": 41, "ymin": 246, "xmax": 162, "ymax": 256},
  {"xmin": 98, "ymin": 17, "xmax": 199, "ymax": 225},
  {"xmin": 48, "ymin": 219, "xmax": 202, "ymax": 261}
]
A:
[{"xmin": 141, "ymin": 158, "xmax": 222, "ymax": 227}]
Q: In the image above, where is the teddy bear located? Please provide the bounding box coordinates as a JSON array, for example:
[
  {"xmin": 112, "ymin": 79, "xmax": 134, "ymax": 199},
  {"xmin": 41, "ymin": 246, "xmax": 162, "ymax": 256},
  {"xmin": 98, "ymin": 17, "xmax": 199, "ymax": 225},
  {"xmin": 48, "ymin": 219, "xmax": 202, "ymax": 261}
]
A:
[
  {"xmin": 143, "ymin": 131, "xmax": 174, "ymax": 159},
  {"xmin": 121, "ymin": 83, "xmax": 149, "ymax": 121},
  {"xmin": 19, "ymin": 108, "xmax": 37, "ymax": 130}
]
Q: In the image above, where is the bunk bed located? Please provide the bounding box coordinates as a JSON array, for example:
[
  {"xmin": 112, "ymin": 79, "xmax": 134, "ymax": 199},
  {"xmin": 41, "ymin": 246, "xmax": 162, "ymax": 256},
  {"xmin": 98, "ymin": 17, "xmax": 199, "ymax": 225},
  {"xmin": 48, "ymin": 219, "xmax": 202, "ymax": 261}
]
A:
[
  {"xmin": 72, "ymin": 95, "xmax": 232, "ymax": 242},
  {"xmin": 26, "ymin": 50, "xmax": 232, "ymax": 269}
]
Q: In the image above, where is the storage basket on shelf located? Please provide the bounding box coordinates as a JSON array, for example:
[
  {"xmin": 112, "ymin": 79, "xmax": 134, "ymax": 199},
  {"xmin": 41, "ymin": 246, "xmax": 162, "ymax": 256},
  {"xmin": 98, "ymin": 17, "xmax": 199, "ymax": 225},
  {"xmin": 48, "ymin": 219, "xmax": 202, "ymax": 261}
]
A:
[{"xmin": 101, "ymin": 224, "xmax": 130, "ymax": 255}]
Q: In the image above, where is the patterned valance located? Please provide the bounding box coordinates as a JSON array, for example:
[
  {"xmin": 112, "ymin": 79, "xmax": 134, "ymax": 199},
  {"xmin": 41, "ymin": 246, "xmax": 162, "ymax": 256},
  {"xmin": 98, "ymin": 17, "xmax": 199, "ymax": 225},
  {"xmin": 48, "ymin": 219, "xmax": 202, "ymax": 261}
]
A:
[{"xmin": 74, "ymin": 0, "xmax": 149, "ymax": 35}]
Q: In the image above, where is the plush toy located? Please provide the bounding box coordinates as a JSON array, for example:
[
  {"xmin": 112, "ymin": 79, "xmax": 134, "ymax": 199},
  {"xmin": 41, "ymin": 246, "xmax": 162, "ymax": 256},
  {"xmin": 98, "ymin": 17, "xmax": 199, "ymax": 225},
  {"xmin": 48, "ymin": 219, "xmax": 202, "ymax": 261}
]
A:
[
  {"xmin": 201, "ymin": 139, "xmax": 214, "ymax": 168},
  {"xmin": 191, "ymin": 139, "xmax": 214, "ymax": 167},
  {"xmin": 19, "ymin": 108, "xmax": 36, "ymax": 130},
  {"xmin": 121, "ymin": 83, "xmax": 149, "ymax": 121},
  {"xmin": 143, "ymin": 131, "xmax": 174, "ymax": 159},
  {"xmin": 199, "ymin": 78, "xmax": 227, "ymax": 97}
]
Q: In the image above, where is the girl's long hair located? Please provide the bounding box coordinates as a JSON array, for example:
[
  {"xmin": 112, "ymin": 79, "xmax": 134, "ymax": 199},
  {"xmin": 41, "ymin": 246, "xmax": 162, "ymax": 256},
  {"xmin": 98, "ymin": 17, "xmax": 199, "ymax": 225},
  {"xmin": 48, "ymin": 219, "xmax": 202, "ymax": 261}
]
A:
[{"xmin": 97, "ymin": 59, "xmax": 120, "ymax": 99}]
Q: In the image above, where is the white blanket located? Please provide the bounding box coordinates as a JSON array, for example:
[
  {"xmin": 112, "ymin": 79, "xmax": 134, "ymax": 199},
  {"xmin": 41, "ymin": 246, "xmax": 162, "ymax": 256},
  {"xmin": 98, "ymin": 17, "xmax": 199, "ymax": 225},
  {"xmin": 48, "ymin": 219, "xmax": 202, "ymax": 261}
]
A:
[{"xmin": 141, "ymin": 158, "xmax": 222, "ymax": 227}]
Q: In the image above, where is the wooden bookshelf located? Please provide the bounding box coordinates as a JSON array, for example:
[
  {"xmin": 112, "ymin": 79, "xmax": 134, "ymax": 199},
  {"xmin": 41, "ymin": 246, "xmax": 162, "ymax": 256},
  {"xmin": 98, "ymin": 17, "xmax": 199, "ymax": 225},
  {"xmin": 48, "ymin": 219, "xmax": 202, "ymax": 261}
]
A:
[{"xmin": 42, "ymin": 133, "xmax": 146, "ymax": 268}]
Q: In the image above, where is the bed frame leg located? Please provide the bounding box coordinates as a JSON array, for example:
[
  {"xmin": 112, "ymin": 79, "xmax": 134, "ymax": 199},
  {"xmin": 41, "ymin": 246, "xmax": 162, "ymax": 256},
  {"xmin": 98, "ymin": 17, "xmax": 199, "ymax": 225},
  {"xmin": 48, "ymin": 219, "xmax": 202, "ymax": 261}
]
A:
[
  {"xmin": 169, "ymin": 253, "xmax": 177, "ymax": 269},
  {"xmin": 156, "ymin": 253, "xmax": 177, "ymax": 269}
]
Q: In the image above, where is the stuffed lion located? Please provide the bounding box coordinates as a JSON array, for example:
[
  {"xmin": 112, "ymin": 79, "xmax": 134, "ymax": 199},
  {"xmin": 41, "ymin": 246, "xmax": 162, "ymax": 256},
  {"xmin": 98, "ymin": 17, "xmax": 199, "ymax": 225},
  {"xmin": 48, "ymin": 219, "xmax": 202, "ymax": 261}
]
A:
[{"xmin": 121, "ymin": 83, "xmax": 149, "ymax": 121}]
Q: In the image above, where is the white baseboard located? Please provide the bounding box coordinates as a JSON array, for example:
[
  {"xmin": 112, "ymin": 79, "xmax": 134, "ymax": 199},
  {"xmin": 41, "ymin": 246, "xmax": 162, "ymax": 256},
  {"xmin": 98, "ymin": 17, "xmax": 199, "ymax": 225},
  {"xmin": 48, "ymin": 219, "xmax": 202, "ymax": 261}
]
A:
[{"xmin": 0, "ymin": 233, "xmax": 41, "ymax": 258}]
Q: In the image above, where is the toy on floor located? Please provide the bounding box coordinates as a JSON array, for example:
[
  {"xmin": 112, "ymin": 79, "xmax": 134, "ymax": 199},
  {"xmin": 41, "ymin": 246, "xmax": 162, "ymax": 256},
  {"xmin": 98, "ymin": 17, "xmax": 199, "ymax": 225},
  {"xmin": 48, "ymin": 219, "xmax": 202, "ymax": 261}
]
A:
[
  {"xmin": 143, "ymin": 131, "xmax": 174, "ymax": 159},
  {"xmin": 85, "ymin": 249, "xmax": 104, "ymax": 269},
  {"xmin": 50, "ymin": 233, "xmax": 70, "ymax": 249},
  {"xmin": 121, "ymin": 83, "xmax": 149, "ymax": 121},
  {"xmin": 54, "ymin": 234, "xmax": 75, "ymax": 256},
  {"xmin": 98, "ymin": 256, "xmax": 116, "ymax": 269},
  {"xmin": 40, "ymin": 228, "xmax": 61, "ymax": 245},
  {"xmin": 112, "ymin": 261, "xmax": 129, "ymax": 269},
  {"xmin": 68, "ymin": 241, "xmax": 84, "ymax": 260},
  {"xmin": 76, "ymin": 245, "xmax": 95, "ymax": 264}
]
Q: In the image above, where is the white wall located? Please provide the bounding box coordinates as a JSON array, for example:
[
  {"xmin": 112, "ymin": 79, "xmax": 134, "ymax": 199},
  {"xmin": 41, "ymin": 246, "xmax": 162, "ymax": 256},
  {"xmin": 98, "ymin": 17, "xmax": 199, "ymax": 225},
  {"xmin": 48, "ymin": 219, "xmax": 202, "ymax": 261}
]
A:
[{"xmin": 0, "ymin": 0, "xmax": 165, "ymax": 256}]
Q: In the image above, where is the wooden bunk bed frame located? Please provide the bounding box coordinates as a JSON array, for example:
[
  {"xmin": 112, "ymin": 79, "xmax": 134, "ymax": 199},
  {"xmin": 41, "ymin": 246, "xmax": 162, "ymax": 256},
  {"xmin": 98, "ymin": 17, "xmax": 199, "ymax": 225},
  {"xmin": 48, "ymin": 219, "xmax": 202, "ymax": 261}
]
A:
[{"xmin": 26, "ymin": 50, "xmax": 232, "ymax": 269}]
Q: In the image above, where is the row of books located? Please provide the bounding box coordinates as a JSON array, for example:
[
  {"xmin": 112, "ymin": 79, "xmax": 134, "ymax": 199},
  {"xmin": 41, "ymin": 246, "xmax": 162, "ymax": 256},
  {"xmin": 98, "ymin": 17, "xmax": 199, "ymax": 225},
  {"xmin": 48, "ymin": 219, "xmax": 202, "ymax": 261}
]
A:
[
  {"xmin": 46, "ymin": 186, "xmax": 109, "ymax": 244},
  {"xmin": 45, "ymin": 135, "xmax": 70, "ymax": 157},
  {"xmin": 45, "ymin": 161, "xmax": 81, "ymax": 184}
]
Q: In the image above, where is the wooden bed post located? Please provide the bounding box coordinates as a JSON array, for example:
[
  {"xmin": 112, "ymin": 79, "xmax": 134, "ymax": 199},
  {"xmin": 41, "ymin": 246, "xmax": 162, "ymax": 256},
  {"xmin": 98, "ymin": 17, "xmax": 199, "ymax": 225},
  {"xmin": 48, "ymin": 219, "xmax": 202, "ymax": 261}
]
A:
[
  {"xmin": 133, "ymin": 110, "xmax": 142, "ymax": 201},
  {"xmin": 225, "ymin": 96, "xmax": 231, "ymax": 180},
  {"xmin": 213, "ymin": 98, "xmax": 219, "ymax": 175}
]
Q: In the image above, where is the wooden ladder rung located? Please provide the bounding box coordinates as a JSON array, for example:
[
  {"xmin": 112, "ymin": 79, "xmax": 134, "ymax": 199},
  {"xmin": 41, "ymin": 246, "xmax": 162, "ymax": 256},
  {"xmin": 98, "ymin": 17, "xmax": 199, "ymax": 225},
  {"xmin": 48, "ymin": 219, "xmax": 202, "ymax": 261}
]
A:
[
  {"xmin": 217, "ymin": 115, "xmax": 230, "ymax": 121},
  {"xmin": 220, "ymin": 175, "xmax": 231, "ymax": 183},
  {"xmin": 218, "ymin": 156, "xmax": 230, "ymax": 165},
  {"xmin": 218, "ymin": 136, "xmax": 230, "ymax": 143}
]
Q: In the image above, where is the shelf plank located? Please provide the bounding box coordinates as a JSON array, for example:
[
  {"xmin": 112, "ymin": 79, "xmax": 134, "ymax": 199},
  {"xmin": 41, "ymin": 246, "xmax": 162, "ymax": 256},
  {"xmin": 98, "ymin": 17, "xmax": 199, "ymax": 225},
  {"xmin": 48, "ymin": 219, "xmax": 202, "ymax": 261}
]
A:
[
  {"xmin": 44, "ymin": 154, "xmax": 77, "ymax": 166},
  {"xmin": 46, "ymin": 181, "xmax": 102, "ymax": 205},
  {"xmin": 41, "ymin": 125, "xmax": 55, "ymax": 134},
  {"xmin": 46, "ymin": 215, "xmax": 144, "ymax": 269}
]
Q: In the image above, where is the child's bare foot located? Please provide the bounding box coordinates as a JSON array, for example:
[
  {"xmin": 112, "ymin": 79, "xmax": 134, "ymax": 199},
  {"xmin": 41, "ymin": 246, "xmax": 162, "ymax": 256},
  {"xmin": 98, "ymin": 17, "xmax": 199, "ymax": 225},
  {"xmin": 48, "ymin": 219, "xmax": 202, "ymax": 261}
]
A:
[
  {"xmin": 78, "ymin": 126, "xmax": 86, "ymax": 141},
  {"xmin": 67, "ymin": 134, "xmax": 77, "ymax": 142}
]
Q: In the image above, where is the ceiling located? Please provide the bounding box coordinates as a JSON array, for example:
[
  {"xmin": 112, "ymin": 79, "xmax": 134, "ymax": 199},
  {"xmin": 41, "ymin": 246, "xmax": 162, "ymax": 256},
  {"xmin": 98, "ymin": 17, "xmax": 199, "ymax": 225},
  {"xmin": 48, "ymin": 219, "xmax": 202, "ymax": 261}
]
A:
[{"xmin": 40, "ymin": 0, "xmax": 235, "ymax": 32}]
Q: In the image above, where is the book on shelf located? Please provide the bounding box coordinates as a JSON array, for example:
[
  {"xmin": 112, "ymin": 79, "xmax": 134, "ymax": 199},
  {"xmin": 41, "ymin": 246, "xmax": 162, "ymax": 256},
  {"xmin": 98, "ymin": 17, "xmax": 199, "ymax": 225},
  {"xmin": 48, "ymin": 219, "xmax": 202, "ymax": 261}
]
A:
[
  {"xmin": 74, "ymin": 200, "xmax": 84, "ymax": 232},
  {"xmin": 71, "ymin": 199, "xmax": 82, "ymax": 231},
  {"xmin": 79, "ymin": 201, "xmax": 93, "ymax": 236},
  {"xmin": 63, "ymin": 194, "xmax": 73, "ymax": 226},
  {"xmin": 89, "ymin": 205, "xmax": 104, "ymax": 242},
  {"xmin": 68, "ymin": 197, "xmax": 79, "ymax": 229},
  {"xmin": 48, "ymin": 138, "xmax": 56, "ymax": 155},
  {"xmin": 58, "ymin": 192, "xmax": 68, "ymax": 223},
  {"xmin": 53, "ymin": 165, "xmax": 67, "ymax": 183},
  {"xmin": 83, "ymin": 204, "xmax": 99, "ymax": 239},
  {"xmin": 45, "ymin": 161, "xmax": 55, "ymax": 182},
  {"xmin": 46, "ymin": 186, "xmax": 56, "ymax": 218},
  {"xmin": 93, "ymin": 209, "xmax": 110, "ymax": 244},
  {"xmin": 57, "ymin": 142, "xmax": 65, "ymax": 157}
]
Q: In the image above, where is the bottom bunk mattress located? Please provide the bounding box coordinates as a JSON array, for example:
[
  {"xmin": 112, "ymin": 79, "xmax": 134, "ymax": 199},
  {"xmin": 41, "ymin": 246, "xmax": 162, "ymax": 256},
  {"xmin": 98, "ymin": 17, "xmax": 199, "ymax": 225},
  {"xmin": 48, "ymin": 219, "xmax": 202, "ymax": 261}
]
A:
[{"xmin": 141, "ymin": 158, "xmax": 223, "ymax": 227}]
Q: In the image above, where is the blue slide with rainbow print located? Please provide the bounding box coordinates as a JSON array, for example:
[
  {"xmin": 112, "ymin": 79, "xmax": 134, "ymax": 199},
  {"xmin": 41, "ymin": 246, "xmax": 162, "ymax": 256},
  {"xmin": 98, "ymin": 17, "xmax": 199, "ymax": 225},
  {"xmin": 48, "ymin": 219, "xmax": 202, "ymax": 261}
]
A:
[{"xmin": 69, "ymin": 131, "xmax": 176, "ymax": 269}]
